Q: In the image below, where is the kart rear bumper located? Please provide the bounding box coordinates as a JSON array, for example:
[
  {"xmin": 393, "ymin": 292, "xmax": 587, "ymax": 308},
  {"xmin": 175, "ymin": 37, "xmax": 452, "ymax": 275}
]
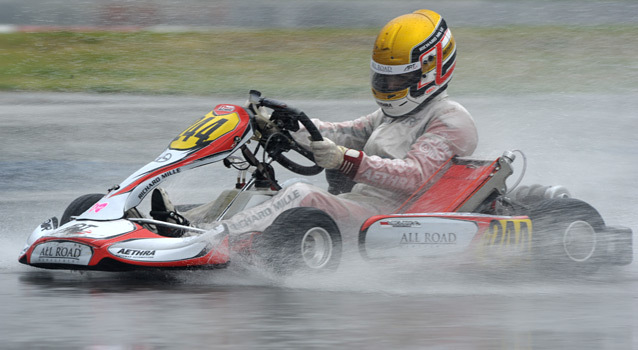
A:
[{"xmin": 597, "ymin": 225, "xmax": 633, "ymax": 266}]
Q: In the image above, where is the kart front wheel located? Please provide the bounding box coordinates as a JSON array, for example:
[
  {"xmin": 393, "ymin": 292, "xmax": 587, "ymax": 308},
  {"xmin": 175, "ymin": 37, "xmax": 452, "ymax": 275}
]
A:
[
  {"xmin": 529, "ymin": 198, "xmax": 605, "ymax": 273},
  {"xmin": 255, "ymin": 207, "xmax": 342, "ymax": 275},
  {"xmin": 60, "ymin": 193, "xmax": 105, "ymax": 225}
]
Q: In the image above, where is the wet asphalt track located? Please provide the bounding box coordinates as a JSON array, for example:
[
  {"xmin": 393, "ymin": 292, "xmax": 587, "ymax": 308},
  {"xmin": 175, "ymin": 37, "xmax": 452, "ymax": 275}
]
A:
[{"xmin": 1, "ymin": 92, "xmax": 638, "ymax": 349}]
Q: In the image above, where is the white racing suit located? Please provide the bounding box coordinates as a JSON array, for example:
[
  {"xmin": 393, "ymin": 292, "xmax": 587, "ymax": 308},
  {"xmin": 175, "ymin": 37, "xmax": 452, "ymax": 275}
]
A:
[{"xmin": 210, "ymin": 92, "xmax": 477, "ymax": 242}]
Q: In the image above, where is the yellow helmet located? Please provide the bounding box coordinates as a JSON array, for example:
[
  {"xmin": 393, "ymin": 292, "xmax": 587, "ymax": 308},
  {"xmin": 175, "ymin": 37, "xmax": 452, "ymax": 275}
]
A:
[{"xmin": 371, "ymin": 9, "xmax": 457, "ymax": 116}]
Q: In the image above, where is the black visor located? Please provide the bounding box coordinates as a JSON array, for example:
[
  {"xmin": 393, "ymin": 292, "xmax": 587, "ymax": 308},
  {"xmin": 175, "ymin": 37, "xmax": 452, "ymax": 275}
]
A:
[{"xmin": 371, "ymin": 70, "xmax": 421, "ymax": 93}]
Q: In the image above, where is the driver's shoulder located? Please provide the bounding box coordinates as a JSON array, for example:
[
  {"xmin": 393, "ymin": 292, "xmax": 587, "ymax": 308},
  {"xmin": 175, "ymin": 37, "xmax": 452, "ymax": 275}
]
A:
[
  {"xmin": 365, "ymin": 108, "xmax": 387, "ymax": 126},
  {"xmin": 420, "ymin": 96, "xmax": 474, "ymax": 130}
]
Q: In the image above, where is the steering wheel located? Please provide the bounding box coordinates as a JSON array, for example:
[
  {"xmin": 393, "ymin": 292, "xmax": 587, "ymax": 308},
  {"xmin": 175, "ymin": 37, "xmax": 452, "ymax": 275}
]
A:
[{"xmin": 249, "ymin": 91, "xmax": 324, "ymax": 176}]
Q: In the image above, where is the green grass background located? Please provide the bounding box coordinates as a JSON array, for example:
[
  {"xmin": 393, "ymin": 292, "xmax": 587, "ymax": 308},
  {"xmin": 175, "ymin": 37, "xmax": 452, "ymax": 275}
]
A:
[{"xmin": 1, "ymin": 26, "xmax": 636, "ymax": 98}]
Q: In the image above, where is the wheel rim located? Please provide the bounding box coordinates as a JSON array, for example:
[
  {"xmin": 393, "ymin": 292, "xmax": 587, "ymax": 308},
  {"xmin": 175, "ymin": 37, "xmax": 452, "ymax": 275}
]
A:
[
  {"xmin": 300, "ymin": 227, "xmax": 333, "ymax": 269},
  {"xmin": 563, "ymin": 220, "xmax": 597, "ymax": 262}
]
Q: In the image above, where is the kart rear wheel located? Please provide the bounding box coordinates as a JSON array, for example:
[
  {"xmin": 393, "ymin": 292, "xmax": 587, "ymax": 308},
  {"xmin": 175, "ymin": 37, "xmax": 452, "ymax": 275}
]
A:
[
  {"xmin": 529, "ymin": 198, "xmax": 605, "ymax": 273},
  {"xmin": 255, "ymin": 207, "xmax": 342, "ymax": 275},
  {"xmin": 60, "ymin": 193, "xmax": 104, "ymax": 225}
]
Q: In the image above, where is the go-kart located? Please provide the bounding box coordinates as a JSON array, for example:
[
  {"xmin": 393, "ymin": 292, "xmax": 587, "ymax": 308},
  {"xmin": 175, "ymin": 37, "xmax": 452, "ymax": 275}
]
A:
[{"xmin": 18, "ymin": 91, "xmax": 633, "ymax": 274}]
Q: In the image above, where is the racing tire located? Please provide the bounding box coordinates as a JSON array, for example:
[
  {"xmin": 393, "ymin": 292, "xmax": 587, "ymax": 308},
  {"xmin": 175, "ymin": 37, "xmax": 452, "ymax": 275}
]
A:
[
  {"xmin": 60, "ymin": 193, "xmax": 105, "ymax": 225},
  {"xmin": 529, "ymin": 198, "xmax": 605, "ymax": 274},
  {"xmin": 254, "ymin": 207, "xmax": 342, "ymax": 276}
]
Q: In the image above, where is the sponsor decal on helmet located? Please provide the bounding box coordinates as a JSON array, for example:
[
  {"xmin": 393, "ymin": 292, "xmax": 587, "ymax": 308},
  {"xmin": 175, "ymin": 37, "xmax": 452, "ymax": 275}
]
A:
[
  {"xmin": 371, "ymin": 60, "xmax": 422, "ymax": 75},
  {"xmin": 416, "ymin": 19, "xmax": 447, "ymax": 54},
  {"xmin": 403, "ymin": 63, "xmax": 419, "ymax": 72}
]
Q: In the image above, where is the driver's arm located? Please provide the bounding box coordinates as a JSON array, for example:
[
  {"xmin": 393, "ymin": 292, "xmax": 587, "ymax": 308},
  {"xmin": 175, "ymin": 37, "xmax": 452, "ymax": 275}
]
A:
[
  {"xmin": 293, "ymin": 111, "xmax": 383, "ymax": 150},
  {"xmin": 318, "ymin": 109, "xmax": 478, "ymax": 194}
]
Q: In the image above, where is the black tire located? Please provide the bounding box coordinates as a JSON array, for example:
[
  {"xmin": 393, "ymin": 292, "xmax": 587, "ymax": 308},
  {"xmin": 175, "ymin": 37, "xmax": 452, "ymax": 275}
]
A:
[
  {"xmin": 254, "ymin": 207, "xmax": 342, "ymax": 275},
  {"xmin": 60, "ymin": 193, "xmax": 105, "ymax": 225},
  {"xmin": 529, "ymin": 198, "xmax": 605, "ymax": 273}
]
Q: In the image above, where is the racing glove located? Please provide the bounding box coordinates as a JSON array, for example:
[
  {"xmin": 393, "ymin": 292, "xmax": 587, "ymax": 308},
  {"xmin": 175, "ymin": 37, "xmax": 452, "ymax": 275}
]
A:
[{"xmin": 309, "ymin": 138, "xmax": 363, "ymax": 177}]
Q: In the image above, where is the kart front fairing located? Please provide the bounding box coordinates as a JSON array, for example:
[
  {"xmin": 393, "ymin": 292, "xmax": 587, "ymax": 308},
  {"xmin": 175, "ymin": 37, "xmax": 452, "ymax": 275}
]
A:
[
  {"xmin": 82, "ymin": 104, "xmax": 254, "ymax": 221},
  {"xmin": 19, "ymin": 104, "xmax": 253, "ymax": 270},
  {"xmin": 21, "ymin": 218, "xmax": 229, "ymax": 270}
]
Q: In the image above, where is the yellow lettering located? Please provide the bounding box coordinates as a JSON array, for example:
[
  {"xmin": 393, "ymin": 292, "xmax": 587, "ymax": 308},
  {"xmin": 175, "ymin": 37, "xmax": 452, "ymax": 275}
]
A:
[{"xmin": 169, "ymin": 111, "xmax": 240, "ymax": 150}]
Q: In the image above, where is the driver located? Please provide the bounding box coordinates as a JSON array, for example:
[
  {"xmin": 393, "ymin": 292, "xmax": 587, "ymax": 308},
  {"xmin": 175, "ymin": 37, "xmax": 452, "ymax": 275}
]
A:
[{"xmin": 181, "ymin": 9, "xmax": 478, "ymax": 242}]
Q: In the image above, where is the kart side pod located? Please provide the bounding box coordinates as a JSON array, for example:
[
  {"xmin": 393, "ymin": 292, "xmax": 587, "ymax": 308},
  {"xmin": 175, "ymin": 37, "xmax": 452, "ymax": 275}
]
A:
[
  {"xmin": 360, "ymin": 213, "xmax": 535, "ymax": 260},
  {"xmin": 359, "ymin": 154, "xmax": 514, "ymax": 260}
]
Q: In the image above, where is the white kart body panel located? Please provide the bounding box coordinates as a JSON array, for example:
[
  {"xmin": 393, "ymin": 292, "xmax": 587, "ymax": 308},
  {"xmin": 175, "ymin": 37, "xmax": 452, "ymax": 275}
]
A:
[
  {"xmin": 362, "ymin": 216, "xmax": 480, "ymax": 259},
  {"xmin": 24, "ymin": 219, "xmax": 227, "ymax": 266},
  {"xmin": 30, "ymin": 241, "xmax": 94, "ymax": 266}
]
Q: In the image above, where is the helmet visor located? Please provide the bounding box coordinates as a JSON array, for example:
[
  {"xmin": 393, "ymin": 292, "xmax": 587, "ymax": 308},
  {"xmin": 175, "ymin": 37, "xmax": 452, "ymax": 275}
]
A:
[{"xmin": 371, "ymin": 70, "xmax": 421, "ymax": 93}]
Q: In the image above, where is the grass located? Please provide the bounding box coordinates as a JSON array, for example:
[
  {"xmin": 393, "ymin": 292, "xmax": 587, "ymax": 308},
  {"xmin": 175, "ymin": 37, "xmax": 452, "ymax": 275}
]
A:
[{"xmin": 1, "ymin": 26, "xmax": 637, "ymax": 98}]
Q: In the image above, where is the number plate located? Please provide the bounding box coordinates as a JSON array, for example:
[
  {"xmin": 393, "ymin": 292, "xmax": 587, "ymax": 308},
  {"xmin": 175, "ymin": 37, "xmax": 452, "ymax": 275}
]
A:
[
  {"xmin": 30, "ymin": 241, "xmax": 93, "ymax": 266},
  {"xmin": 169, "ymin": 111, "xmax": 240, "ymax": 150}
]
